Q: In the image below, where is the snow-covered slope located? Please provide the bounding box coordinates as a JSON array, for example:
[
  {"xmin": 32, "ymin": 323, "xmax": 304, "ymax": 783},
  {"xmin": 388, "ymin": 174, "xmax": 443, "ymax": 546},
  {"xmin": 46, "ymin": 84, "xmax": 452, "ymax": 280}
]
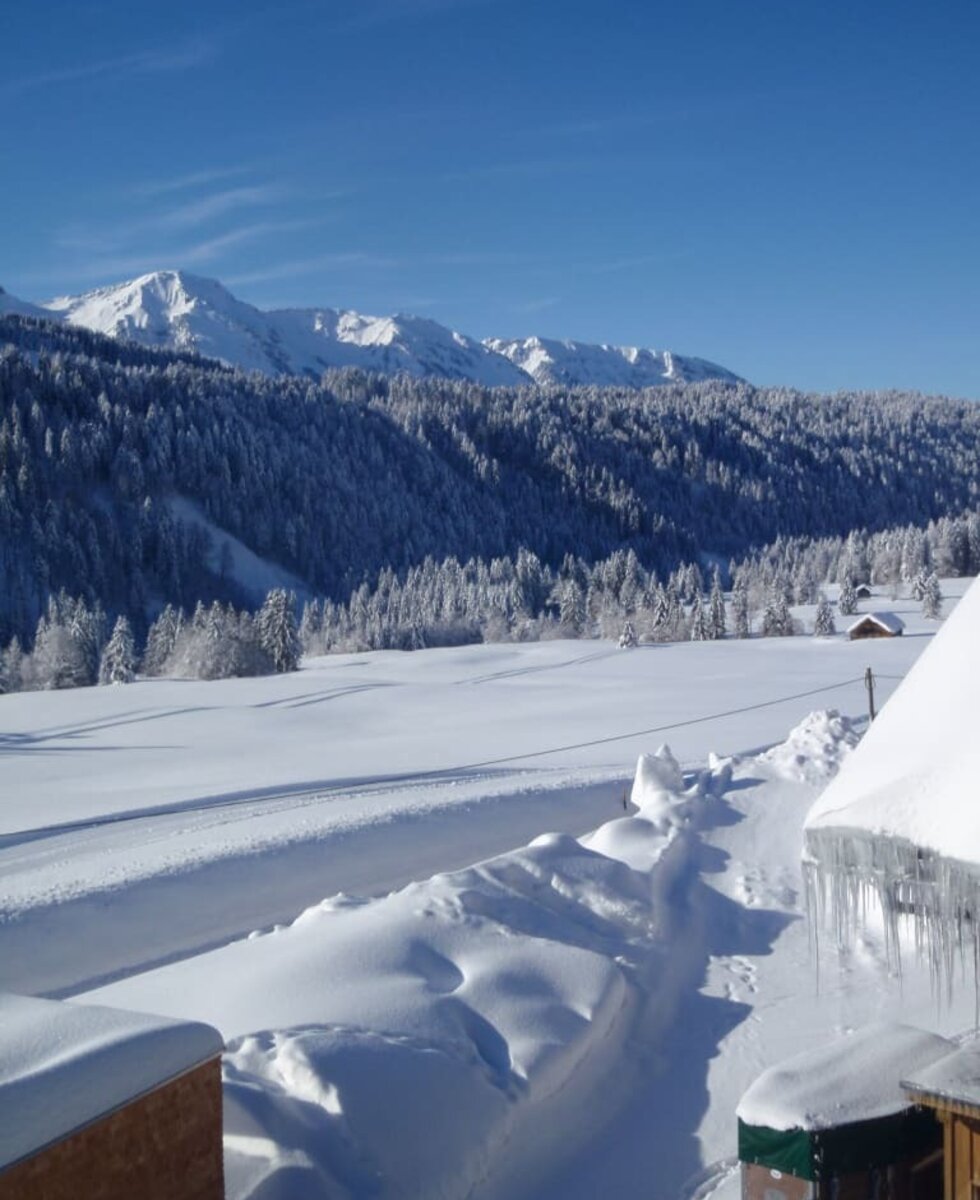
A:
[
  {"xmin": 39, "ymin": 269, "xmax": 740, "ymax": 387},
  {"xmin": 485, "ymin": 335, "xmax": 742, "ymax": 387},
  {"xmin": 0, "ymin": 285, "xmax": 51, "ymax": 320}
]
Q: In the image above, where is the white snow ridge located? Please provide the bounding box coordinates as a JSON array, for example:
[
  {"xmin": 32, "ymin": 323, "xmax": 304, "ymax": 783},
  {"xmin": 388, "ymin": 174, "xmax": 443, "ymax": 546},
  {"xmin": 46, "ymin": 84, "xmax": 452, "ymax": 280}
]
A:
[{"xmin": 33, "ymin": 269, "xmax": 741, "ymax": 387}]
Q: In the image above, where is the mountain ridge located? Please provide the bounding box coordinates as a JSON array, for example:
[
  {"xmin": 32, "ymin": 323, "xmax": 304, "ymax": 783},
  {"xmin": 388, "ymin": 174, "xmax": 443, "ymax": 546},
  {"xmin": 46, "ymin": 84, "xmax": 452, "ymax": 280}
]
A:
[{"xmin": 4, "ymin": 269, "xmax": 743, "ymax": 388}]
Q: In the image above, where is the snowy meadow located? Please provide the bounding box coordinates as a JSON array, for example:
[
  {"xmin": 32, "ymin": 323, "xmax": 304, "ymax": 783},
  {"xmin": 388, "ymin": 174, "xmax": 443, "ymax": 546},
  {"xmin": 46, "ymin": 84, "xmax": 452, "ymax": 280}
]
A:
[{"xmin": 1, "ymin": 580, "xmax": 974, "ymax": 1199}]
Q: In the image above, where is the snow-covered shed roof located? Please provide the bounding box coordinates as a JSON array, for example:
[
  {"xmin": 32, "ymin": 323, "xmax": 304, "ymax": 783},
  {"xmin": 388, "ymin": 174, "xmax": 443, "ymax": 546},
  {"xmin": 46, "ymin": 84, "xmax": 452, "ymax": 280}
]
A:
[
  {"xmin": 0, "ymin": 992, "xmax": 223, "ymax": 1171},
  {"xmin": 736, "ymin": 1023, "xmax": 953, "ymax": 1133},
  {"xmin": 806, "ymin": 576, "xmax": 979, "ymax": 863},
  {"xmin": 903, "ymin": 1040, "xmax": 980, "ymax": 1111},
  {"xmin": 846, "ymin": 612, "xmax": 904, "ymax": 636}
]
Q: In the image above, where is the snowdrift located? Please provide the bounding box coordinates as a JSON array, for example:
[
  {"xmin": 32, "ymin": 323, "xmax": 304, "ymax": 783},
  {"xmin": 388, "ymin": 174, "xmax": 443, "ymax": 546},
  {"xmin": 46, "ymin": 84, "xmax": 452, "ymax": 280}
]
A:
[{"xmin": 84, "ymin": 748, "xmax": 720, "ymax": 1199}]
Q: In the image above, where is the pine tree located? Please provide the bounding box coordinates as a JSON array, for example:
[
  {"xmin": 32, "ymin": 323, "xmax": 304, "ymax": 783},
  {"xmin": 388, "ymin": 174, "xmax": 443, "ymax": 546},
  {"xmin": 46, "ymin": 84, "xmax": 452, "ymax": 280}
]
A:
[
  {"xmin": 257, "ymin": 589, "xmax": 300, "ymax": 673},
  {"xmin": 761, "ymin": 586, "xmax": 792, "ymax": 637},
  {"xmin": 838, "ymin": 577, "xmax": 858, "ymax": 616},
  {"xmin": 689, "ymin": 592, "xmax": 709, "ymax": 641},
  {"xmin": 618, "ymin": 620, "xmax": 637, "ymax": 649},
  {"xmin": 733, "ymin": 582, "xmax": 750, "ymax": 639},
  {"xmin": 709, "ymin": 570, "xmax": 727, "ymax": 639},
  {"xmin": 921, "ymin": 571, "xmax": 943, "ymax": 619},
  {"xmin": 98, "ymin": 616, "xmax": 137, "ymax": 684},
  {"xmin": 143, "ymin": 605, "xmax": 182, "ymax": 676},
  {"xmin": 813, "ymin": 595, "xmax": 836, "ymax": 637},
  {"xmin": 0, "ymin": 637, "xmax": 24, "ymax": 693},
  {"xmin": 558, "ymin": 579, "xmax": 587, "ymax": 634},
  {"xmin": 298, "ymin": 599, "xmax": 323, "ymax": 653}
]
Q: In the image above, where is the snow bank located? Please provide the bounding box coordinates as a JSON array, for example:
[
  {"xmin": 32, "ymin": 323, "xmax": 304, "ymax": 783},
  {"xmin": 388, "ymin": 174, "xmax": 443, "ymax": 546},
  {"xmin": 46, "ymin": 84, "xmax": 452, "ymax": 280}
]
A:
[
  {"xmin": 84, "ymin": 752, "xmax": 708, "ymax": 1199},
  {"xmin": 0, "ymin": 993, "xmax": 222, "ymax": 1170},
  {"xmin": 759, "ymin": 710, "xmax": 860, "ymax": 785},
  {"xmin": 736, "ymin": 1023, "xmax": 953, "ymax": 1132}
]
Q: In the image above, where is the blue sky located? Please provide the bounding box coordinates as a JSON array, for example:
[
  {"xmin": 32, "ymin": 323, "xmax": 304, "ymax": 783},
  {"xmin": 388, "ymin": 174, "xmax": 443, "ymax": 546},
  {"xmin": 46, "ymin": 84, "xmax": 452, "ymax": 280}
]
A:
[{"xmin": 3, "ymin": 0, "xmax": 978, "ymax": 397}]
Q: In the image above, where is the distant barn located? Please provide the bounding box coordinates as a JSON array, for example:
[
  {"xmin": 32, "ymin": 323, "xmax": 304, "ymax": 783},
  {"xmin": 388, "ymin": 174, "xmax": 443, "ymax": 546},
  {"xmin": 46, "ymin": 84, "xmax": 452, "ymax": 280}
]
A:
[
  {"xmin": 0, "ymin": 993, "xmax": 224, "ymax": 1200},
  {"xmin": 847, "ymin": 612, "xmax": 904, "ymax": 640},
  {"xmin": 855, "ymin": 584, "xmax": 873, "ymax": 599}
]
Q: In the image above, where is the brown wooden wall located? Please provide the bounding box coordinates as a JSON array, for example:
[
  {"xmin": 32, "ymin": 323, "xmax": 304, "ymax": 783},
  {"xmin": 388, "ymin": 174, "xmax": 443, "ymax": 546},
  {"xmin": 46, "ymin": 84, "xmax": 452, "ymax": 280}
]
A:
[
  {"xmin": 0, "ymin": 1057, "xmax": 224, "ymax": 1200},
  {"xmin": 943, "ymin": 1110, "xmax": 980, "ymax": 1200}
]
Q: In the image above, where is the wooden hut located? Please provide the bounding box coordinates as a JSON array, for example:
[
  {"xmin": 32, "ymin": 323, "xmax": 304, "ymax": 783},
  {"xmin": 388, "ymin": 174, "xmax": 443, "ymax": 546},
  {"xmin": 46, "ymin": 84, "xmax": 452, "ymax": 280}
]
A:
[
  {"xmin": 0, "ymin": 992, "xmax": 224, "ymax": 1200},
  {"xmin": 847, "ymin": 612, "xmax": 905, "ymax": 640},
  {"xmin": 903, "ymin": 1042, "xmax": 980, "ymax": 1200},
  {"xmin": 737, "ymin": 1024, "xmax": 952, "ymax": 1200},
  {"xmin": 856, "ymin": 584, "xmax": 873, "ymax": 599}
]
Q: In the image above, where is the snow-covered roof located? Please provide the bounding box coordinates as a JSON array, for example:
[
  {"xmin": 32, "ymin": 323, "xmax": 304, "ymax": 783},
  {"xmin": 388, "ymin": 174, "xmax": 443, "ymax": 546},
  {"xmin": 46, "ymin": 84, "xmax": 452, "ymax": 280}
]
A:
[
  {"xmin": 903, "ymin": 1040, "xmax": 980, "ymax": 1110},
  {"xmin": 0, "ymin": 993, "xmax": 223, "ymax": 1171},
  {"xmin": 846, "ymin": 611, "xmax": 904, "ymax": 635},
  {"xmin": 737, "ymin": 1023, "xmax": 954, "ymax": 1132},
  {"xmin": 806, "ymin": 575, "xmax": 979, "ymax": 862}
]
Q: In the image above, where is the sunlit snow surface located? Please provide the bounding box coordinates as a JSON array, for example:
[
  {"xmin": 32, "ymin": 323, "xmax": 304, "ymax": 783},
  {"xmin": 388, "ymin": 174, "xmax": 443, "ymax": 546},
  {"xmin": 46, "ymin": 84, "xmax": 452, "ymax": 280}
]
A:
[
  {"xmin": 1, "ymin": 581, "xmax": 974, "ymax": 1200},
  {"xmin": 805, "ymin": 576, "xmax": 980, "ymax": 993}
]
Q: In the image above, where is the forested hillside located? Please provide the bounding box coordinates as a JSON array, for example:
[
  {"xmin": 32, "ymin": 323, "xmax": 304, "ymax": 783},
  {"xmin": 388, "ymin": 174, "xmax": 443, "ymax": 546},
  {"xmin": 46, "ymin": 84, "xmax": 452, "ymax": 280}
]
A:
[{"xmin": 1, "ymin": 312, "xmax": 978, "ymax": 644}]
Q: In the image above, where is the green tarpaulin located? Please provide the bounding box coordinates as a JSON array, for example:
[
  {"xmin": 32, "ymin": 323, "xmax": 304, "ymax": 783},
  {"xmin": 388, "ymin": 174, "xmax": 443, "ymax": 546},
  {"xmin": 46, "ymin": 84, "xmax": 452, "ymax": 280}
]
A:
[{"xmin": 737, "ymin": 1108, "xmax": 940, "ymax": 1182}]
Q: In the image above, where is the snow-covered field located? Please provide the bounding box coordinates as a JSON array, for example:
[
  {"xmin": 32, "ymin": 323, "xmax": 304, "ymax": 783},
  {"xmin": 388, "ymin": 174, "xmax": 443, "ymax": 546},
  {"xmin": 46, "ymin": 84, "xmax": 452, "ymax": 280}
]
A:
[{"xmin": 2, "ymin": 582, "xmax": 974, "ymax": 1199}]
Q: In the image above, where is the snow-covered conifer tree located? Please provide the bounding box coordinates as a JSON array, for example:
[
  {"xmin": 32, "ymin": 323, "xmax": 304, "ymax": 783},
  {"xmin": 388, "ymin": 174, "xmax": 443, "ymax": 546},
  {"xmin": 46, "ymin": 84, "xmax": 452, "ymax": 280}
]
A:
[
  {"xmin": 299, "ymin": 599, "xmax": 323, "ymax": 654},
  {"xmin": 257, "ymin": 588, "xmax": 300, "ymax": 673},
  {"xmin": 837, "ymin": 577, "xmax": 857, "ymax": 616},
  {"xmin": 689, "ymin": 593, "xmax": 709, "ymax": 641},
  {"xmin": 0, "ymin": 637, "xmax": 24, "ymax": 693},
  {"xmin": 921, "ymin": 571, "xmax": 943, "ymax": 619},
  {"xmin": 709, "ymin": 570, "xmax": 727, "ymax": 639},
  {"xmin": 98, "ymin": 616, "xmax": 137, "ymax": 684},
  {"xmin": 618, "ymin": 620, "xmax": 637, "ymax": 649},
  {"xmin": 760, "ymin": 587, "xmax": 792, "ymax": 638},
  {"xmin": 732, "ymin": 581, "xmax": 750, "ymax": 639},
  {"xmin": 813, "ymin": 595, "xmax": 836, "ymax": 637},
  {"xmin": 143, "ymin": 605, "xmax": 182, "ymax": 676}
]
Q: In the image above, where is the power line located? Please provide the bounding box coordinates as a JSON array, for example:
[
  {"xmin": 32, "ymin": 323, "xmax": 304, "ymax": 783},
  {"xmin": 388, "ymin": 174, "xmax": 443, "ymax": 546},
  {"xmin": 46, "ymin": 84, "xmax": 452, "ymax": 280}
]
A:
[{"xmin": 452, "ymin": 676, "xmax": 869, "ymax": 770}]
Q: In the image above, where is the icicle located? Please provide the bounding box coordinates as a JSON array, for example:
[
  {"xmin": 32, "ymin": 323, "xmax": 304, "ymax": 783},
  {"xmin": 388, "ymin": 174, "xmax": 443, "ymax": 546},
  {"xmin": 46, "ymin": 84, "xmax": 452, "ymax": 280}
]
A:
[{"xmin": 803, "ymin": 827, "xmax": 980, "ymax": 1014}]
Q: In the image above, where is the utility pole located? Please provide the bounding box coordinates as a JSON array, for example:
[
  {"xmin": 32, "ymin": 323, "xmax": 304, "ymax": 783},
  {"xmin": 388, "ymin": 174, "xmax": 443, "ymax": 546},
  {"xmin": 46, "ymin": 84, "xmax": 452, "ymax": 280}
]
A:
[{"xmin": 864, "ymin": 666, "xmax": 876, "ymax": 722}]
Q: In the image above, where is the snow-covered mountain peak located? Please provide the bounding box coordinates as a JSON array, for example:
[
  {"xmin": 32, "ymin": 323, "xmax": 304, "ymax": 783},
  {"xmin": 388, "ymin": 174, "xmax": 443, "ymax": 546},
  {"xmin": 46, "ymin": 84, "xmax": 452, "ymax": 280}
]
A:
[
  {"xmin": 16, "ymin": 269, "xmax": 742, "ymax": 388},
  {"xmin": 485, "ymin": 335, "xmax": 740, "ymax": 388}
]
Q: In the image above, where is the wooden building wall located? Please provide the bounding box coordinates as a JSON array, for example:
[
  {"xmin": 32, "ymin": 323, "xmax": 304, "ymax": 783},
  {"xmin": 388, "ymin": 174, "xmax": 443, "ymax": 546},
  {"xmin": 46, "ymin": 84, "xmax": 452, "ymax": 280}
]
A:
[
  {"xmin": 939, "ymin": 1108, "xmax": 980, "ymax": 1200},
  {"xmin": 0, "ymin": 1057, "xmax": 224, "ymax": 1200},
  {"xmin": 742, "ymin": 1149, "xmax": 942, "ymax": 1200}
]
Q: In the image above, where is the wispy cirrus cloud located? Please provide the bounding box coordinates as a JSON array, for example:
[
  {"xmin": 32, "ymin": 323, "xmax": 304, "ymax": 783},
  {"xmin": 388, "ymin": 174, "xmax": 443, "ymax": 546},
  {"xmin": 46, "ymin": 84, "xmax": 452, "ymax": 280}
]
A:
[
  {"xmin": 152, "ymin": 185, "xmax": 289, "ymax": 232},
  {"xmin": 54, "ymin": 184, "xmax": 297, "ymax": 258},
  {"xmin": 224, "ymin": 252, "xmax": 400, "ymax": 288},
  {"xmin": 28, "ymin": 220, "xmax": 321, "ymax": 292},
  {"xmin": 2, "ymin": 39, "xmax": 214, "ymax": 98},
  {"xmin": 131, "ymin": 166, "xmax": 261, "ymax": 200},
  {"xmin": 224, "ymin": 247, "xmax": 540, "ymax": 288}
]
